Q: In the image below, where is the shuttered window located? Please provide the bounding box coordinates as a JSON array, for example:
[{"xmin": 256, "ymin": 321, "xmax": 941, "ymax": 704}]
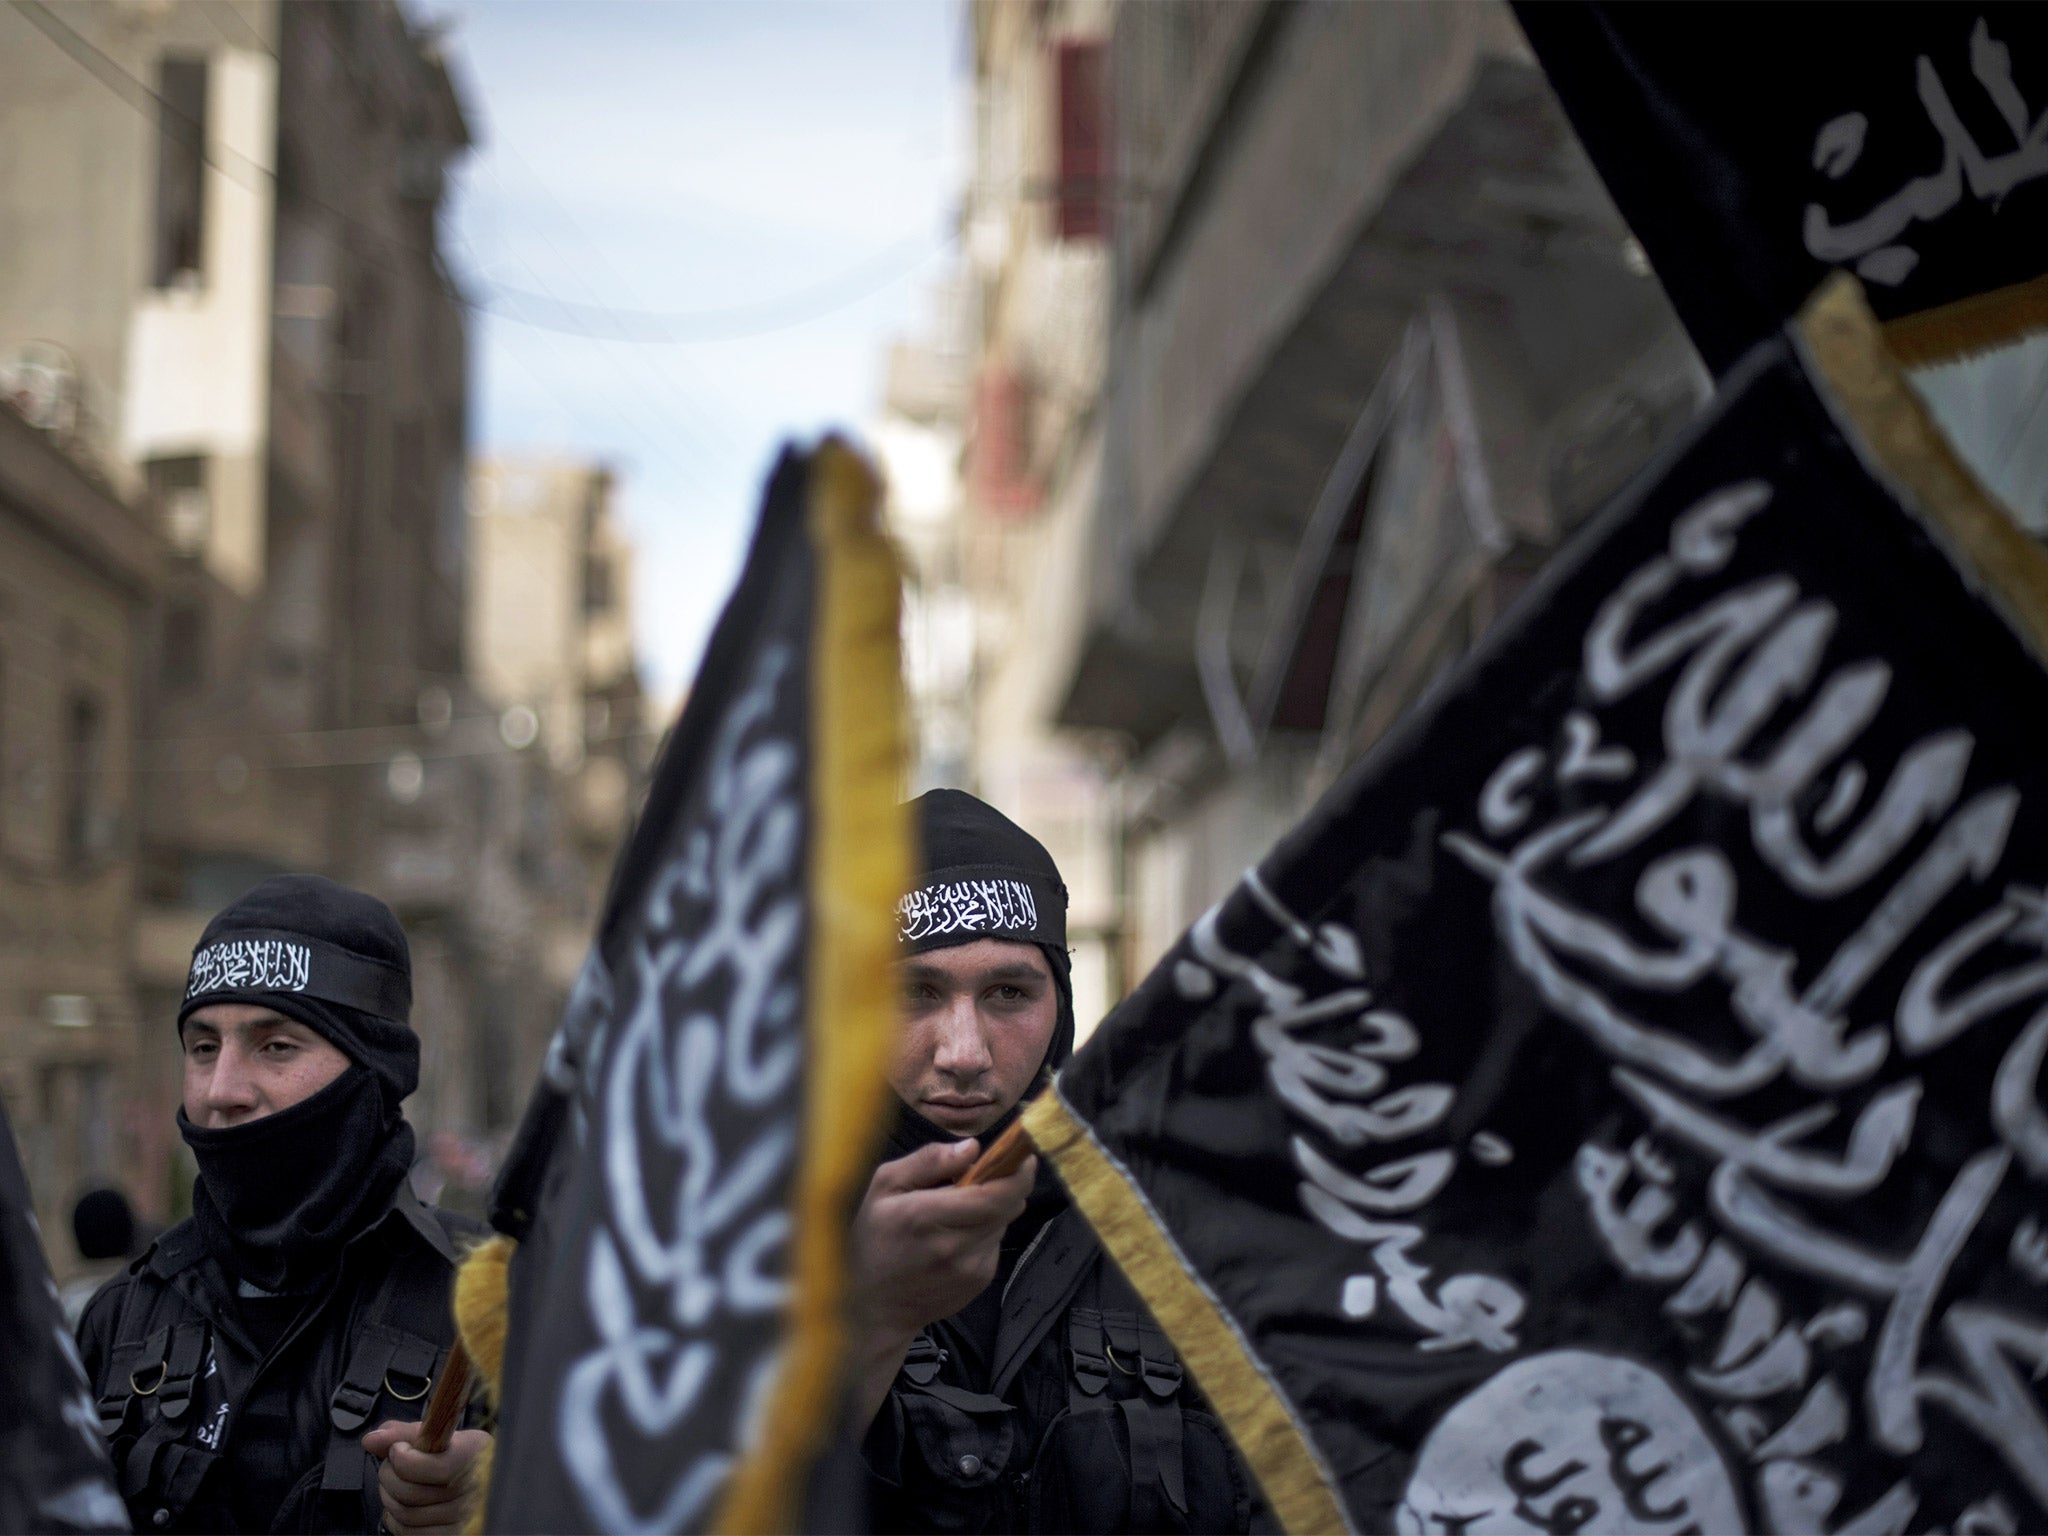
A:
[
  {"xmin": 971, "ymin": 365, "xmax": 1039, "ymax": 517},
  {"xmin": 153, "ymin": 56, "xmax": 208, "ymax": 287},
  {"xmin": 1054, "ymin": 39, "xmax": 1107, "ymax": 242}
]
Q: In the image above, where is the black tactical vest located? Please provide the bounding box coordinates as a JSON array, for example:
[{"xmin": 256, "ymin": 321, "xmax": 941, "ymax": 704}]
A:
[
  {"xmin": 76, "ymin": 1185, "xmax": 480, "ymax": 1535},
  {"xmin": 865, "ymin": 1208, "xmax": 1259, "ymax": 1534}
]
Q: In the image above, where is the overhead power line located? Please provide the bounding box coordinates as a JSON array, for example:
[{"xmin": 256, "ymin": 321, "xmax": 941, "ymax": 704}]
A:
[
  {"xmin": 480, "ymin": 233, "xmax": 954, "ymax": 343},
  {"xmin": 7, "ymin": 0, "xmax": 954, "ymax": 346}
]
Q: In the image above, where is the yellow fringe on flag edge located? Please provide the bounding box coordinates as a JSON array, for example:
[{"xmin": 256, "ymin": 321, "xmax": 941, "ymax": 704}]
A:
[
  {"xmin": 1021, "ymin": 1090, "xmax": 1352, "ymax": 1536},
  {"xmin": 714, "ymin": 438, "xmax": 911, "ymax": 1533},
  {"xmin": 452, "ymin": 1233, "xmax": 515, "ymax": 1535},
  {"xmin": 1878, "ymin": 272, "xmax": 2048, "ymax": 369},
  {"xmin": 1800, "ymin": 274, "xmax": 2048, "ymax": 666}
]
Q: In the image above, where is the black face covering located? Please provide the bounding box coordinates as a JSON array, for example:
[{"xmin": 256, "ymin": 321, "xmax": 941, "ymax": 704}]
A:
[{"xmin": 178, "ymin": 1066, "xmax": 413, "ymax": 1294}]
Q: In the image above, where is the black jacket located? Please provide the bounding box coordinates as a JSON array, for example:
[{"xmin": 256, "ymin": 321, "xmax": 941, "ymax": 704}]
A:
[
  {"xmin": 76, "ymin": 1179, "xmax": 482, "ymax": 1535},
  {"xmin": 863, "ymin": 1203, "xmax": 1260, "ymax": 1534}
]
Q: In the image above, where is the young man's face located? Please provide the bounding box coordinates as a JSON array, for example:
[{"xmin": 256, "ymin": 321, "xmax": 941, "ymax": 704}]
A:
[
  {"xmin": 181, "ymin": 1002, "xmax": 353, "ymax": 1128},
  {"xmin": 890, "ymin": 938, "xmax": 1058, "ymax": 1137}
]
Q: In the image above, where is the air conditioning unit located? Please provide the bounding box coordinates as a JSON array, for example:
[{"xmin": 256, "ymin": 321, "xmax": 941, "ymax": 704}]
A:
[
  {"xmin": 165, "ymin": 485, "xmax": 211, "ymax": 555},
  {"xmin": 0, "ymin": 341, "xmax": 82, "ymax": 436}
]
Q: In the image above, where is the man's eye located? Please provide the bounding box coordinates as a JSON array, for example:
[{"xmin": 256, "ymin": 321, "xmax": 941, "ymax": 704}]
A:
[{"xmin": 262, "ymin": 1040, "xmax": 298, "ymax": 1056}]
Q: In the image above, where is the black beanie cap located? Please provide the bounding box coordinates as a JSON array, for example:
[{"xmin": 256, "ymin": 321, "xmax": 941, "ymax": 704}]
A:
[
  {"xmin": 900, "ymin": 789, "xmax": 1068, "ymax": 954},
  {"xmin": 177, "ymin": 874, "xmax": 419, "ymax": 1108},
  {"xmin": 900, "ymin": 788, "xmax": 1074, "ymax": 1072}
]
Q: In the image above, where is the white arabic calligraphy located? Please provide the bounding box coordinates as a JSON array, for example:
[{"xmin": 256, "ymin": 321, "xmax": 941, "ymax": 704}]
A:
[
  {"xmin": 184, "ymin": 938, "xmax": 313, "ymax": 998},
  {"xmin": 1803, "ymin": 19, "xmax": 2048, "ymax": 285},
  {"xmin": 1177, "ymin": 879, "xmax": 1525, "ymax": 1354},
  {"xmin": 557, "ymin": 644, "xmax": 802, "ymax": 1535},
  {"xmin": 1445, "ymin": 474, "xmax": 2048, "ymax": 1529},
  {"xmin": 897, "ymin": 877, "xmax": 1040, "ymax": 944}
]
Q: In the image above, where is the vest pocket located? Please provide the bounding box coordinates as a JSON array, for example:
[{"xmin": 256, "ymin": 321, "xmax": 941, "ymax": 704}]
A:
[
  {"xmin": 269, "ymin": 1455, "xmax": 381, "ymax": 1535},
  {"xmin": 890, "ymin": 1382, "xmax": 1018, "ymax": 1532},
  {"xmin": 1026, "ymin": 1403, "xmax": 1251, "ymax": 1534}
]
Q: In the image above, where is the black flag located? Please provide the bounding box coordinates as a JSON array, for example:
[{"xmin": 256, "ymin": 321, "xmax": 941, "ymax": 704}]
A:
[
  {"xmin": 1514, "ymin": 3, "xmax": 2048, "ymax": 372},
  {"xmin": 0, "ymin": 1104, "xmax": 127, "ymax": 1532},
  {"xmin": 1023, "ymin": 277, "xmax": 2048, "ymax": 1535},
  {"xmin": 476, "ymin": 440, "xmax": 908, "ymax": 1534}
]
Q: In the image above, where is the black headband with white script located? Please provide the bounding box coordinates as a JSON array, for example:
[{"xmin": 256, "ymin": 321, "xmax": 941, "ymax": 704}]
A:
[
  {"xmin": 897, "ymin": 864, "xmax": 1065, "ymax": 952},
  {"xmin": 182, "ymin": 928, "xmax": 411, "ymax": 1021}
]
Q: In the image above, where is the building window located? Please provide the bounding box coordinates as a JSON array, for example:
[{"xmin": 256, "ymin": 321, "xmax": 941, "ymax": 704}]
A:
[
  {"xmin": 583, "ymin": 552, "xmax": 613, "ymax": 615},
  {"xmin": 1053, "ymin": 39, "xmax": 1108, "ymax": 242},
  {"xmin": 148, "ymin": 455, "xmax": 210, "ymax": 556},
  {"xmin": 970, "ymin": 363, "xmax": 1040, "ymax": 517},
  {"xmin": 75, "ymin": 1062, "xmax": 115, "ymax": 1184},
  {"xmin": 64, "ymin": 690, "xmax": 106, "ymax": 870},
  {"xmin": 392, "ymin": 422, "xmax": 423, "ymax": 527},
  {"xmin": 153, "ymin": 56, "xmax": 208, "ymax": 288},
  {"xmin": 162, "ymin": 598, "xmax": 206, "ymax": 692},
  {"xmin": 30, "ymin": 1063, "xmax": 116, "ymax": 1212}
]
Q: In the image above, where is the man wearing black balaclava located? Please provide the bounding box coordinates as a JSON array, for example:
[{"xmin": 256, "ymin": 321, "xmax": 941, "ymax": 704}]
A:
[
  {"xmin": 851, "ymin": 790, "xmax": 1255, "ymax": 1534},
  {"xmin": 76, "ymin": 876, "xmax": 488, "ymax": 1535}
]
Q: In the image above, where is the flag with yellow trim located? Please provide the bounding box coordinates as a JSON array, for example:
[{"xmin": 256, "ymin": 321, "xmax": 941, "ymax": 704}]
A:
[
  {"xmin": 1024, "ymin": 278, "xmax": 2048, "ymax": 1535},
  {"xmin": 1512, "ymin": 3, "xmax": 2048, "ymax": 371},
  {"xmin": 468, "ymin": 439, "xmax": 907, "ymax": 1534}
]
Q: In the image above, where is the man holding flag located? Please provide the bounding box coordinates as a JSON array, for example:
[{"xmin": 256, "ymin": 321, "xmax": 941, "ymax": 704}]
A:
[
  {"xmin": 463, "ymin": 446, "xmax": 1255, "ymax": 1534},
  {"xmin": 850, "ymin": 788, "xmax": 1258, "ymax": 1534},
  {"xmin": 76, "ymin": 876, "xmax": 486, "ymax": 1535}
]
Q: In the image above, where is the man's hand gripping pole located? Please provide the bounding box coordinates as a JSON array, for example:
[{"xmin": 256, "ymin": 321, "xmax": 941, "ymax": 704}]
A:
[{"xmin": 957, "ymin": 1115, "xmax": 1034, "ymax": 1188}]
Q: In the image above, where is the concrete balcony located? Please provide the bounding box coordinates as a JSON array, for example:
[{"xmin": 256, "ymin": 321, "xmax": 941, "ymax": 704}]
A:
[{"xmin": 1059, "ymin": 5, "xmax": 1702, "ymax": 754}]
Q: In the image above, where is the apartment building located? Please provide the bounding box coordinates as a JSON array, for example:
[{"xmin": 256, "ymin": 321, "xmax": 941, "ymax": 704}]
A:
[
  {"xmin": 931, "ymin": 0, "xmax": 1707, "ymax": 1007},
  {"xmin": 0, "ymin": 0, "xmax": 506, "ymax": 1245}
]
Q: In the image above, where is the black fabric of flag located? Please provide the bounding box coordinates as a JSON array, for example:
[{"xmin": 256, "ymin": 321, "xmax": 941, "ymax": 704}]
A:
[
  {"xmin": 1024, "ymin": 278, "xmax": 2048, "ymax": 1535},
  {"xmin": 477, "ymin": 441, "xmax": 905, "ymax": 1535},
  {"xmin": 0, "ymin": 1103, "xmax": 127, "ymax": 1533},
  {"xmin": 1512, "ymin": 3, "xmax": 2048, "ymax": 372}
]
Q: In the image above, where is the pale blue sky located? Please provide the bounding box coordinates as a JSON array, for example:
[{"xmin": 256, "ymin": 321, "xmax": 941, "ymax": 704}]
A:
[{"xmin": 431, "ymin": 0, "xmax": 967, "ymax": 702}]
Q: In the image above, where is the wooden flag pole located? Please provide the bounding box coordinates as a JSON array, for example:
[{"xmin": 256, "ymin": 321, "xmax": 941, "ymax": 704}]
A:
[
  {"xmin": 415, "ymin": 1339, "xmax": 473, "ymax": 1453},
  {"xmin": 956, "ymin": 1116, "xmax": 1034, "ymax": 1188}
]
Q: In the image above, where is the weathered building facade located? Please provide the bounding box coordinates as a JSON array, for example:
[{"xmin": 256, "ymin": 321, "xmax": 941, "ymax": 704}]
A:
[
  {"xmin": 466, "ymin": 456, "xmax": 648, "ymax": 1099},
  {"xmin": 0, "ymin": 402, "xmax": 160, "ymax": 1272},
  {"xmin": 0, "ymin": 0, "xmax": 521, "ymax": 1243},
  {"xmin": 928, "ymin": 0, "xmax": 1125, "ymax": 1039},
  {"xmin": 938, "ymin": 0, "xmax": 1709, "ymax": 1000},
  {"xmin": 1092, "ymin": 3, "xmax": 1708, "ymax": 967}
]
